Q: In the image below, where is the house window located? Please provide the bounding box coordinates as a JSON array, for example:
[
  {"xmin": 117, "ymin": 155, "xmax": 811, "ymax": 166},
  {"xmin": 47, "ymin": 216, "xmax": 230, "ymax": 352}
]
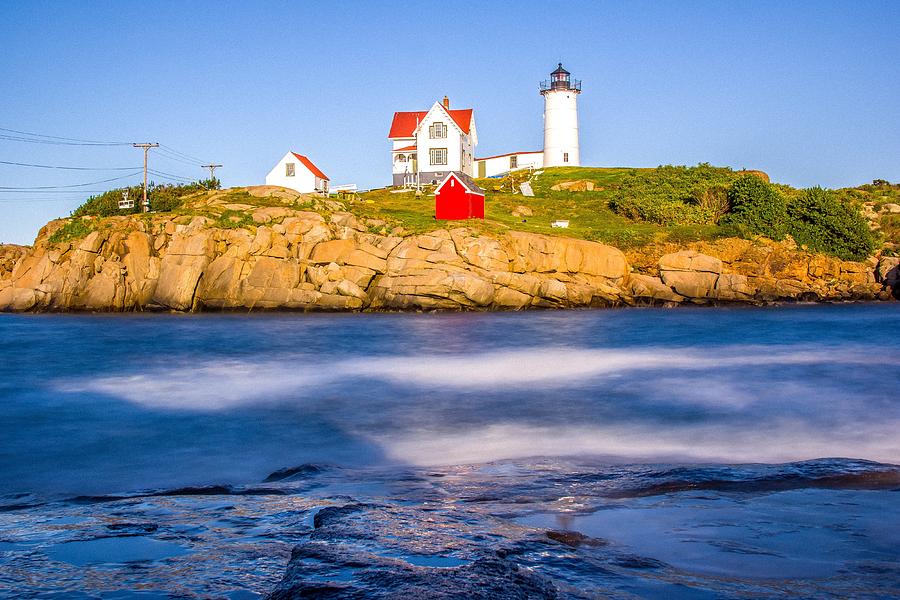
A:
[
  {"xmin": 510, "ymin": 155, "xmax": 518, "ymax": 169},
  {"xmin": 285, "ymin": 163, "xmax": 295, "ymax": 177},
  {"xmin": 430, "ymin": 148, "xmax": 448, "ymax": 165},
  {"xmin": 563, "ymin": 152, "xmax": 569, "ymax": 163},
  {"xmin": 395, "ymin": 154, "xmax": 407, "ymax": 162},
  {"xmin": 429, "ymin": 122, "xmax": 447, "ymax": 139}
]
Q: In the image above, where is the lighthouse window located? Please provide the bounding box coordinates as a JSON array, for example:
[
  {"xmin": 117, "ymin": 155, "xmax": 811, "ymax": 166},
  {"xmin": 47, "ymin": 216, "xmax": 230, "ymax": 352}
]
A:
[
  {"xmin": 285, "ymin": 163, "xmax": 295, "ymax": 177},
  {"xmin": 563, "ymin": 152, "xmax": 569, "ymax": 163},
  {"xmin": 429, "ymin": 122, "xmax": 447, "ymax": 139},
  {"xmin": 430, "ymin": 148, "xmax": 448, "ymax": 165}
]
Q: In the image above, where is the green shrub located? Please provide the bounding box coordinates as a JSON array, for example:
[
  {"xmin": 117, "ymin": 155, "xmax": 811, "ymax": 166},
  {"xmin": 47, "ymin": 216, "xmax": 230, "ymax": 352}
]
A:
[
  {"xmin": 48, "ymin": 219, "xmax": 94, "ymax": 243},
  {"xmin": 724, "ymin": 175, "xmax": 788, "ymax": 239},
  {"xmin": 788, "ymin": 187, "xmax": 876, "ymax": 260},
  {"xmin": 691, "ymin": 185, "xmax": 730, "ymax": 223},
  {"xmin": 72, "ymin": 181, "xmax": 211, "ymax": 217},
  {"xmin": 215, "ymin": 209, "xmax": 255, "ymax": 229},
  {"xmin": 609, "ymin": 164, "xmax": 739, "ymax": 226}
]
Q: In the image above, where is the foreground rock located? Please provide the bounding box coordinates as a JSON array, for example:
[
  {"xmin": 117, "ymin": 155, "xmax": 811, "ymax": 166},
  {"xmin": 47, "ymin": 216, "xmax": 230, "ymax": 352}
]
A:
[
  {"xmin": 0, "ymin": 189, "xmax": 894, "ymax": 312},
  {"xmin": 267, "ymin": 502, "xmax": 559, "ymax": 599}
]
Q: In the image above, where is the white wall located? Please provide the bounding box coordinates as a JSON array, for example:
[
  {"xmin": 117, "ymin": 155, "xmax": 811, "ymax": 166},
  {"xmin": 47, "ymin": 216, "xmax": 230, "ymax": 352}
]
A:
[
  {"xmin": 478, "ymin": 152, "xmax": 544, "ymax": 178},
  {"xmin": 265, "ymin": 152, "xmax": 319, "ymax": 193},
  {"xmin": 392, "ymin": 138, "xmax": 417, "ymax": 176},
  {"xmin": 417, "ymin": 109, "xmax": 463, "ymax": 173},
  {"xmin": 543, "ymin": 90, "xmax": 580, "ymax": 167}
]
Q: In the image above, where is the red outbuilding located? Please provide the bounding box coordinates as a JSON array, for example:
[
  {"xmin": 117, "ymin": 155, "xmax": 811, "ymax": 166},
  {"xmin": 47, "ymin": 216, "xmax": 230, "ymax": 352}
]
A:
[{"xmin": 434, "ymin": 172, "xmax": 485, "ymax": 220}]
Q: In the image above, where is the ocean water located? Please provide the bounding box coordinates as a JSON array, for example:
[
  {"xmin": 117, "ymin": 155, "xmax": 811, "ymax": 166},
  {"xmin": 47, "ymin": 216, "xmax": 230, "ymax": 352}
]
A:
[{"xmin": 0, "ymin": 305, "xmax": 898, "ymax": 598}]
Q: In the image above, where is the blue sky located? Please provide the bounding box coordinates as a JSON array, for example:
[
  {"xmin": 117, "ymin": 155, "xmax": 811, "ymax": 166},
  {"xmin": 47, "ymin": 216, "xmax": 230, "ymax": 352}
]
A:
[{"xmin": 1, "ymin": 0, "xmax": 898, "ymax": 244}]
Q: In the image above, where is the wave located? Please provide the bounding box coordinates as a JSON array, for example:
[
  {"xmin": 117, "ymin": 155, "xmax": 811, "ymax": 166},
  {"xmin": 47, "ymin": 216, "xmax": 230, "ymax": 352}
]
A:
[
  {"xmin": 373, "ymin": 422, "xmax": 900, "ymax": 467},
  {"xmin": 56, "ymin": 344, "xmax": 890, "ymax": 411}
]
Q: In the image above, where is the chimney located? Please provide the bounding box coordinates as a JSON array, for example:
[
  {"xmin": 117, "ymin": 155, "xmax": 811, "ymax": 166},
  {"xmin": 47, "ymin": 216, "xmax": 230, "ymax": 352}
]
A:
[{"xmin": 442, "ymin": 95, "xmax": 450, "ymax": 109}]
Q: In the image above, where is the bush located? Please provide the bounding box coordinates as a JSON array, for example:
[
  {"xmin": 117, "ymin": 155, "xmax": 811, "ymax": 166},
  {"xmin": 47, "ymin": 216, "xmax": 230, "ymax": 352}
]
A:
[
  {"xmin": 48, "ymin": 219, "xmax": 94, "ymax": 243},
  {"xmin": 788, "ymin": 187, "xmax": 876, "ymax": 260},
  {"xmin": 71, "ymin": 180, "xmax": 213, "ymax": 217},
  {"xmin": 691, "ymin": 185, "xmax": 730, "ymax": 223},
  {"xmin": 609, "ymin": 164, "xmax": 739, "ymax": 226},
  {"xmin": 215, "ymin": 209, "xmax": 255, "ymax": 229},
  {"xmin": 724, "ymin": 175, "xmax": 788, "ymax": 239}
]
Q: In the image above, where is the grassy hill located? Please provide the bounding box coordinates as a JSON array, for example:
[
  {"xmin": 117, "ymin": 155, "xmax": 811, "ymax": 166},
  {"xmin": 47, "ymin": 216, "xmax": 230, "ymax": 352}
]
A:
[
  {"xmin": 59, "ymin": 165, "xmax": 897, "ymax": 261},
  {"xmin": 354, "ymin": 166, "xmax": 730, "ymax": 248}
]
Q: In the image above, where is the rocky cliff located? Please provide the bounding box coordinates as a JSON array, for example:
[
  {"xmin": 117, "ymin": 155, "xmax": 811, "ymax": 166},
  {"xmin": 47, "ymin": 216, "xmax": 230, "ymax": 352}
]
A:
[{"xmin": 0, "ymin": 190, "xmax": 896, "ymax": 312}]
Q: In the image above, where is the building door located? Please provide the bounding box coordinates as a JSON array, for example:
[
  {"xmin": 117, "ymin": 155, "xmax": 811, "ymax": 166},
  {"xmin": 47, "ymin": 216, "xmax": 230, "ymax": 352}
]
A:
[{"xmin": 478, "ymin": 161, "xmax": 485, "ymax": 178}]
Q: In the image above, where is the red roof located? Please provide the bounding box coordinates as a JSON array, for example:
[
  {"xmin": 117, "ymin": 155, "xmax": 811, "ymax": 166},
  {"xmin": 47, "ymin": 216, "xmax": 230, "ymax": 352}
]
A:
[
  {"xmin": 393, "ymin": 145, "xmax": 417, "ymax": 152},
  {"xmin": 435, "ymin": 172, "xmax": 484, "ymax": 196},
  {"xmin": 291, "ymin": 152, "xmax": 329, "ymax": 180},
  {"xmin": 388, "ymin": 106, "xmax": 474, "ymax": 138}
]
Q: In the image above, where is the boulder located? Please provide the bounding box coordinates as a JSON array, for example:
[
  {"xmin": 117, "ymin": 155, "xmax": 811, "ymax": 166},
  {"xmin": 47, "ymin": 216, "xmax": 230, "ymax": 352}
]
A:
[
  {"xmin": 660, "ymin": 270, "xmax": 718, "ymax": 299},
  {"xmin": 447, "ymin": 273, "xmax": 494, "ymax": 306},
  {"xmin": 0, "ymin": 287, "xmax": 38, "ymax": 311},
  {"xmin": 659, "ymin": 250, "xmax": 722, "ymax": 274},
  {"xmin": 551, "ymin": 180, "xmax": 595, "ymax": 192},
  {"xmin": 493, "ymin": 287, "xmax": 533, "ymax": 309},
  {"xmin": 152, "ymin": 232, "xmax": 213, "ymax": 310},
  {"xmin": 507, "ymin": 232, "xmax": 628, "ymax": 282},
  {"xmin": 715, "ymin": 273, "xmax": 755, "ymax": 301},
  {"xmin": 658, "ymin": 251, "xmax": 721, "ymax": 299},
  {"xmin": 309, "ymin": 238, "xmax": 355, "ymax": 264},
  {"xmin": 628, "ymin": 273, "xmax": 684, "ymax": 303}
]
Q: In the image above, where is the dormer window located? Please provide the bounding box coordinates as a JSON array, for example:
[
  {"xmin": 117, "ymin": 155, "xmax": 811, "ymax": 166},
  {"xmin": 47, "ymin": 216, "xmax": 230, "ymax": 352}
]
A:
[
  {"xmin": 429, "ymin": 122, "xmax": 447, "ymax": 139},
  {"xmin": 285, "ymin": 163, "xmax": 295, "ymax": 177}
]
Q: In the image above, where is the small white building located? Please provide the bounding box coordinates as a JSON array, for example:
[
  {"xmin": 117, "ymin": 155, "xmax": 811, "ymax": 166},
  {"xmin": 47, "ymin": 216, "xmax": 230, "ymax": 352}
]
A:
[
  {"xmin": 476, "ymin": 151, "xmax": 544, "ymax": 178},
  {"xmin": 388, "ymin": 97, "xmax": 477, "ymax": 187},
  {"xmin": 265, "ymin": 151, "xmax": 329, "ymax": 194}
]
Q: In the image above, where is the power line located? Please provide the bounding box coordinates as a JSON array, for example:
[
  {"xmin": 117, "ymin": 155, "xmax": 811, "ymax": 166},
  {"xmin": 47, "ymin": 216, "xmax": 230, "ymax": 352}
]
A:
[
  {"xmin": 0, "ymin": 126, "xmax": 130, "ymax": 145},
  {"xmin": 0, "ymin": 189, "xmax": 114, "ymax": 193},
  {"xmin": 0, "ymin": 159, "xmax": 141, "ymax": 171},
  {"xmin": 154, "ymin": 149, "xmax": 206, "ymax": 167},
  {"xmin": 147, "ymin": 168, "xmax": 195, "ymax": 182},
  {"xmin": 159, "ymin": 144, "xmax": 207, "ymax": 164},
  {"xmin": 0, "ymin": 134, "xmax": 131, "ymax": 147},
  {"xmin": 0, "ymin": 172, "xmax": 143, "ymax": 190},
  {"xmin": 0, "ymin": 197, "xmax": 87, "ymax": 203}
]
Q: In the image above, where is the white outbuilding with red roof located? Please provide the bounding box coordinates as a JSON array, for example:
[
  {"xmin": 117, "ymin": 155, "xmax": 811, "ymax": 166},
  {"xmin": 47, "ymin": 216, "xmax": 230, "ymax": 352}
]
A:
[
  {"xmin": 388, "ymin": 96, "xmax": 477, "ymax": 187},
  {"xmin": 265, "ymin": 152, "xmax": 330, "ymax": 194}
]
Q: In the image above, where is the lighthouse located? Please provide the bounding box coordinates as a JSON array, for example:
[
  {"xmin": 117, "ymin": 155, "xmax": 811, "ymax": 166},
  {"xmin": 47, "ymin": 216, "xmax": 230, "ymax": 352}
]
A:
[{"xmin": 540, "ymin": 63, "xmax": 581, "ymax": 167}]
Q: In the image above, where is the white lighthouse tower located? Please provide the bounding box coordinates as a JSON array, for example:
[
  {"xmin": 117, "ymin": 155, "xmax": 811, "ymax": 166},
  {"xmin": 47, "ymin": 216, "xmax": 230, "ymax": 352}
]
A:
[{"xmin": 541, "ymin": 63, "xmax": 581, "ymax": 167}]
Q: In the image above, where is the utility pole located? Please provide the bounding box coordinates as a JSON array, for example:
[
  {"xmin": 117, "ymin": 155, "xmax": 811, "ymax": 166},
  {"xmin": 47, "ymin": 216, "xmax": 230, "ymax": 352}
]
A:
[
  {"xmin": 200, "ymin": 164, "xmax": 222, "ymax": 187},
  {"xmin": 133, "ymin": 143, "xmax": 159, "ymax": 212}
]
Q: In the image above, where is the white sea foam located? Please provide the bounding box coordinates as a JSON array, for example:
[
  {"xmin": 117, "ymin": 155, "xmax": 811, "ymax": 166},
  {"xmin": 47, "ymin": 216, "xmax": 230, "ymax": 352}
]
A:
[
  {"xmin": 58, "ymin": 345, "xmax": 886, "ymax": 412},
  {"xmin": 375, "ymin": 421, "xmax": 900, "ymax": 466}
]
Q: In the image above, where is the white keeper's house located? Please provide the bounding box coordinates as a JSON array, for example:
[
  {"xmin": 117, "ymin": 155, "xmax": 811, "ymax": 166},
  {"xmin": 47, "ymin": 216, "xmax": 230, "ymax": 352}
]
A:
[
  {"xmin": 265, "ymin": 151, "xmax": 330, "ymax": 194},
  {"xmin": 388, "ymin": 97, "xmax": 477, "ymax": 187}
]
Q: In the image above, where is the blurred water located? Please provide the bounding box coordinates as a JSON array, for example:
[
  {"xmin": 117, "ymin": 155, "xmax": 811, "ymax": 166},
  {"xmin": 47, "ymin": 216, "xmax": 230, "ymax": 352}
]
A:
[
  {"xmin": 0, "ymin": 305, "xmax": 899, "ymax": 598},
  {"xmin": 0, "ymin": 305, "xmax": 898, "ymax": 496}
]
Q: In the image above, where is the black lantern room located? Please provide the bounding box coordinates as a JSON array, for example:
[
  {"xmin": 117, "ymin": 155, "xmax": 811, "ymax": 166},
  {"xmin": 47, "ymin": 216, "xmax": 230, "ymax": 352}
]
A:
[
  {"xmin": 550, "ymin": 63, "xmax": 570, "ymax": 89},
  {"xmin": 540, "ymin": 63, "xmax": 582, "ymax": 94}
]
